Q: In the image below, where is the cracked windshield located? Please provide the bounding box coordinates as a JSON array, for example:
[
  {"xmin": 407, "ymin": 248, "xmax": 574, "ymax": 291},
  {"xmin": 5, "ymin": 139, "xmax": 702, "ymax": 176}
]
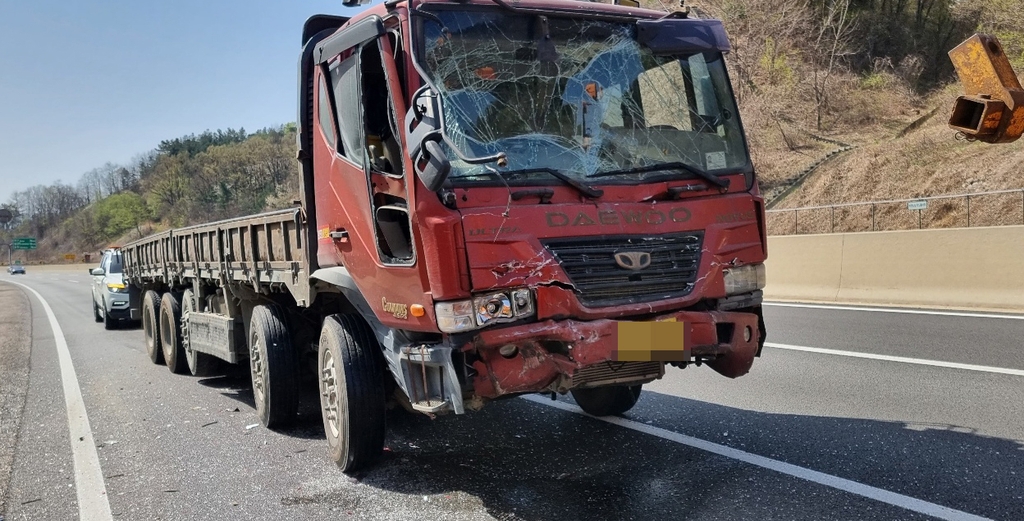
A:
[{"xmin": 418, "ymin": 8, "xmax": 749, "ymax": 183}]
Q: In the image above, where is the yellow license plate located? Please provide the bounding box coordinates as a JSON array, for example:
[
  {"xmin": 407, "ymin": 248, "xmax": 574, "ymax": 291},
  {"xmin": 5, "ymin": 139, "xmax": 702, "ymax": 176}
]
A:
[{"xmin": 615, "ymin": 320, "xmax": 689, "ymax": 362}]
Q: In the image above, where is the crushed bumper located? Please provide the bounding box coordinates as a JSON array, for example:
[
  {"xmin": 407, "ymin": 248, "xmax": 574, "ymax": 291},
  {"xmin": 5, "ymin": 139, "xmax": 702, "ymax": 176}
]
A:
[{"xmin": 462, "ymin": 308, "xmax": 762, "ymax": 399}]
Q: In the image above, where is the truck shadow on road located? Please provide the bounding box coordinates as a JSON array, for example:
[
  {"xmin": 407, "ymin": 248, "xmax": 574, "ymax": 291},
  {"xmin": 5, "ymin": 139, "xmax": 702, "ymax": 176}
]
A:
[
  {"xmin": 345, "ymin": 391, "xmax": 1022, "ymax": 521},
  {"xmin": 195, "ymin": 366, "xmax": 331, "ymax": 440}
]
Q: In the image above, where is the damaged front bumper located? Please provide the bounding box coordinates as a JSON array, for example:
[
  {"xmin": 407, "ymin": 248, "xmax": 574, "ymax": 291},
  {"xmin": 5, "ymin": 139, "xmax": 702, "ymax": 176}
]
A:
[
  {"xmin": 464, "ymin": 307, "xmax": 763, "ymax": 400},
  {"xmin": 392, "ymin": 306, "xmax": 763, "ymax": 416}
]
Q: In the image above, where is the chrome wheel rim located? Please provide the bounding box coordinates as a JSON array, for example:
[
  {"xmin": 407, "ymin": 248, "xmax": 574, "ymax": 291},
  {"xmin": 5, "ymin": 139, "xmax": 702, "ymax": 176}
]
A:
[
  {"xmin": 321, "ymin": 349, "xmax": 340, "ymax": 439},
  {"xmin": 182, "ymin": 293, "xmax": 194, "ymax": 364},
  {"xmin": 250, "ymin": 335, "xmax": 265, "ymax": 405}
]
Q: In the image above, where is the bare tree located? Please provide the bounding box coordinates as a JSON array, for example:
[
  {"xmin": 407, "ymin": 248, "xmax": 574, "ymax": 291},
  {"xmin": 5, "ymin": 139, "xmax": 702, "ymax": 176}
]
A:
[
  {"xmin": 810, "ymin": 0, "xmax": 856, "ymax": 131},
  {"xmin": 700, "ymin": 0, "xmax": 812, "ymax": 98}
]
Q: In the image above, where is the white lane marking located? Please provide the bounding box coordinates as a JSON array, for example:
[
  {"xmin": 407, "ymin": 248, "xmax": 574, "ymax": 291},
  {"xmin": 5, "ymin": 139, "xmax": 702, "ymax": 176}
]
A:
[
  {"xmin": 764, "ymin": 301, "xmax": 1024, "ymax": 320},
  {"xmin": 5, "ymin": 280, "xmax": 113, "ymax": 520},
  {"xmin": 68, "ymin": 279, "xmax": 79, "ymax": 283},
  {"xmin": 522, "ymin": 395, "xmax": 991, "ymax": 521},
  {"xmin": 766, "ymin": 342, "xmax": 1024, "ymax": 377}
]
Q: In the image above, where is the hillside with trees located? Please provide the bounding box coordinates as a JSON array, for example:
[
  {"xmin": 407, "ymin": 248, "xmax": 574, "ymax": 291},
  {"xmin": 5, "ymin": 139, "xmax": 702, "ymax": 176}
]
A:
[
  {"xmin": 1, "ymin": 126, "xmax": 298, "ymax": 262},
  {"xmin": 3, "ymin": 0, "xmax": 1024, "ymax": 262}
]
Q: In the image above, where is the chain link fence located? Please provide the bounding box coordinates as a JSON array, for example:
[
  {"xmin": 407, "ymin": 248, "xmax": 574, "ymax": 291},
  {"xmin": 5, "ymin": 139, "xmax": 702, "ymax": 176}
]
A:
[{"xmin": 767, "ymin": 189, "xmax": 1024, "ymax": 236}]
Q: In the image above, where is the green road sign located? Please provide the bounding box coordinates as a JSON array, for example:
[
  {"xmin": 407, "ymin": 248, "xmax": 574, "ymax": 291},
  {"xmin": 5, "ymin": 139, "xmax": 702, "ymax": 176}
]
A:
[{"xmin": 12, "ymin": 237, "xmax": 37, "ymax": 250}]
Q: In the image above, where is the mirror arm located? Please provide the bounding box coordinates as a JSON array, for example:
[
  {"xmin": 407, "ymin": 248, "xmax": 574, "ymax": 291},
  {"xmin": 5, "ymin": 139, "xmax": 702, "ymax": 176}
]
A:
[{"xmin": 440, "ymin": 134, "xmax": 506, "ymax": 166}]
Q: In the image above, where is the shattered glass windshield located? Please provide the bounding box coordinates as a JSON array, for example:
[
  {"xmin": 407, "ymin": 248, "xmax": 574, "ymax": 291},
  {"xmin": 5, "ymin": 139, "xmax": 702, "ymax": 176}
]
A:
[{"xmin": 417, "ymin": 7, "xmax": 750, "ymax": 183}]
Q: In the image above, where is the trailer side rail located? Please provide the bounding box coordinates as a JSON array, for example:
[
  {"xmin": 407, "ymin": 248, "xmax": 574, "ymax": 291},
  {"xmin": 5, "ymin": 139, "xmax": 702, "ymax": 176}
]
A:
[{"xmin": 123, "ymin": 208, "xmax": 310, "ymax": 306}]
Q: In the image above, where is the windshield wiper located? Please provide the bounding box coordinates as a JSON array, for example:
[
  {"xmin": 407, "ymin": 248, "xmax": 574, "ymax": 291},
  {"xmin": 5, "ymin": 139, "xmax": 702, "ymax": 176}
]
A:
[
  {"xmin": 496, "ymin": 167, "xmax": 604, "ymax": 198},
  {"xmin": 588, "ymin": 162, "xmax": 730, "ymax": 190}
]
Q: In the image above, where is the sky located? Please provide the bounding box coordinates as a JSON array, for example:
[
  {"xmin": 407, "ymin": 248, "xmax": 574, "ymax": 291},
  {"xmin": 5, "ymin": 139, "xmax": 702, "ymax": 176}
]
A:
[{"xmin": 0, "ymin": 0, "xmax": 377, "ymax": 203}]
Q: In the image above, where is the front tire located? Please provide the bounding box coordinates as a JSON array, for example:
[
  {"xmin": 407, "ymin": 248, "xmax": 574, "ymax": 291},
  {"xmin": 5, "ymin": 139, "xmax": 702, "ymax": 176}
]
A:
[
  {"xmin": 318, "ymin": 314, "xmax": 386, "ymax": 473},
  {"xmin": 103, "ymin": 305, "xmax": 117, "ymax": 330},
  {"xmin": 142, "ymin": 290, "xmax": 164, "ymax": 365},
  {"xmin": 159, "ymin": 292, "xmax": 188, "ymax": 374},
  {"xmin": 182, "ymin": 289, "xmax": 219, "ymax": 377},
  {"xmin": 570, "ymin": 385, "xmax": 643, "ymax": 417},
  {"xmin": 248, "ymin": 303, "xmax": 298, "ymax": 428},
  {"xmin": 93, "ymin": 298, "xmax": 103, "ymax": 323}
]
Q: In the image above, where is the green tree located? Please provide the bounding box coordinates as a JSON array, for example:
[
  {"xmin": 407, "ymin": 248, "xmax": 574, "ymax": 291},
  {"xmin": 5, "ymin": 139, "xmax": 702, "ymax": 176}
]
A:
[{"xmin": 93, "ymin": 192, "xmax": 150, "ymax": 240}]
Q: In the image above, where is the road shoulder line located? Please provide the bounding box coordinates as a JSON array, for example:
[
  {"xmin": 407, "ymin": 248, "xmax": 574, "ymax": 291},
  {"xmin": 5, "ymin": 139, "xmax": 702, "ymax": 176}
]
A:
[
  {"xmin": 5, "ymin": 280, "xmax": 113, "ymax": 521},
  {"xmin": 522, "ymin": 395, "xmax": 992, "ymax": 521},
  {"xmin": 765, "ymin": 342, "xmax": 1024, "ymax": 376}
]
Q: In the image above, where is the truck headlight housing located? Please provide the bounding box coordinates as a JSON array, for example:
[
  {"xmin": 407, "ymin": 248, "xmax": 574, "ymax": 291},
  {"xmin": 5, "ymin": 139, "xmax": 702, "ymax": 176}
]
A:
[
  {"xmin": 723, "ymin": 263, "xmax": 766, "ymax": 296},
  {"xmin": 435, "ymin": 289, "xmax": 535, "ymax": 333}
]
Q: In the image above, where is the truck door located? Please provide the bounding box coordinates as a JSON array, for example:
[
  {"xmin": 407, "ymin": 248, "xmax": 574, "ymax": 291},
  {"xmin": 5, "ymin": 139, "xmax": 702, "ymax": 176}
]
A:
[{"xmin": 313, "ymin": 26, "xmax": 433, "ymax": 330}]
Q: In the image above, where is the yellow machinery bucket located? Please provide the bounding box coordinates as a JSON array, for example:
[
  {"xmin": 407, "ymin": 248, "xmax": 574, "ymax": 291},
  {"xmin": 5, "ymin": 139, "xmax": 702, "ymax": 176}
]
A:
[{"xmin": 948, "ymin": 34, "xmax": 1024, "ymax": 144}]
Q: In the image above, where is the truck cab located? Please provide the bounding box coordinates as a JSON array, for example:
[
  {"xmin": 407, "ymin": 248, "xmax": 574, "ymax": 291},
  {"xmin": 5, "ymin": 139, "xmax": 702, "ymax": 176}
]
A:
[{"xmin": 299, "ymin": 0, "xmax": 766, "ymax": 466}]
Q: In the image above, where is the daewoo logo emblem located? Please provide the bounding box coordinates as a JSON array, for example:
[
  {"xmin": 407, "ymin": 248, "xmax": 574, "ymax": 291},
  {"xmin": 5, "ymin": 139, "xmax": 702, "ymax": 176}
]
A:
[{"xmin": 614, "ymin": 251, "xmax": 651, "ymax": 270}]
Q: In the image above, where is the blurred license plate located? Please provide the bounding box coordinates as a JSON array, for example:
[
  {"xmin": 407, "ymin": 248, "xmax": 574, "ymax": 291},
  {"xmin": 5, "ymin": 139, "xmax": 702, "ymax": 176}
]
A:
[{"xmin": 615, "ymin": 320, "xmax": 689, "ymax": 362}]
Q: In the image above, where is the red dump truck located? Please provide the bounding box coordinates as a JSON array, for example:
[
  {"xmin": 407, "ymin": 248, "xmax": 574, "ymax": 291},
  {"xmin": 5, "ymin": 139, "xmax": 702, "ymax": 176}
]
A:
[{"xmin": 122, "ymin": 0, "xmax": 768, "ymax": 472}]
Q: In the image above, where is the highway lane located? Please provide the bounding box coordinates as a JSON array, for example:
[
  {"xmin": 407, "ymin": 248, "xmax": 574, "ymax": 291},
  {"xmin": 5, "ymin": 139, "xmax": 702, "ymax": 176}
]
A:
[
  {"xmin": 762, "ymin": 303, "xmax": 1024, "ymax": 371},
  {"xmin": 1, "ymin": 269, "xmax": 1021, "ymax": 520}
]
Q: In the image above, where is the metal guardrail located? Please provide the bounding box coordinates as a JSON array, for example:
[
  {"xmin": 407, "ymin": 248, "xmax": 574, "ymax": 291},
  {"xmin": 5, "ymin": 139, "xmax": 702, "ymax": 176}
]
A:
[{"xmin": 766, "ymin": 188, "xmax": 1024, "ymax": 235}]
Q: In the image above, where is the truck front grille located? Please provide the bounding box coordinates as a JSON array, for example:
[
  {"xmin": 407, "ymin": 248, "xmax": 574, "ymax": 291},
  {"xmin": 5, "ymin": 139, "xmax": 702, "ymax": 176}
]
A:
[{"xmin": 543, "ymin": 232, "xmax": 703, "ymax": 306}]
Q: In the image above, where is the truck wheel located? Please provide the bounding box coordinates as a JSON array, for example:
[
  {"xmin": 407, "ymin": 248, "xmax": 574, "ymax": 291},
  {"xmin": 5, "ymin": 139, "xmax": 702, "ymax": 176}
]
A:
[
  {"xmin": 570, "ymin": 385, "xmax": 643, "ymax": 417},
  {"xmin": 182, "ymin": 289, "xmax": 219, "ymax": 377},
  {"xmin": 249, "ymin": 303, "xmax": 298, "ymax": 428},
  {"xmin": 159, "ymin": 292, "xmax": 188, "ymax": 374},
  {"xmin": 92, "ymin": 299, "xmax": 103, "ymax": 323},
  {"xmin": 142, "ymin": 290, "xmax": 164, "ymax": 365},
  {"xmin": 318, "ymin": 314, "xmax": 386, "ymax": 473}
]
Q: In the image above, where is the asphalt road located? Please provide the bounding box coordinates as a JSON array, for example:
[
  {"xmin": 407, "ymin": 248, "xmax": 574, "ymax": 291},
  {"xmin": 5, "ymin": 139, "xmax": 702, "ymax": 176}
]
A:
[{"xmin": 1, "ymin": 268, "xmax": 1022, "ymax": 520}]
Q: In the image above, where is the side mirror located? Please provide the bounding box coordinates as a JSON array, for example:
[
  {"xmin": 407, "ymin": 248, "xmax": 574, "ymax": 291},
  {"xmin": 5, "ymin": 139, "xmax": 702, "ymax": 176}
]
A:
[
  {"xmin": 90, "ymin": 268, "xmax": 105, "ymax": 276},
  {"xmin": 416, "ymin": 140, "xmax": 452, "ymax": 192}
]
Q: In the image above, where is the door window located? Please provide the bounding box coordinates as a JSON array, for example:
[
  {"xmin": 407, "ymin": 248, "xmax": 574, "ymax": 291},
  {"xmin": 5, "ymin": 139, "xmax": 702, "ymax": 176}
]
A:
[
  {"xmin": 317, "ymin": 73, "xmax": 338, "ymax": 151},
  {"xmin": 330, "ymin": 54, "xmax": 365, "ymax": 167}
]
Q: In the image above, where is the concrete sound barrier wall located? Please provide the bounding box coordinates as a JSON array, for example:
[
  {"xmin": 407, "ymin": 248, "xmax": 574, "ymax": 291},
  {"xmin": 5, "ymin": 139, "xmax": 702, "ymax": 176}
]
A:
[{"xmin": 763, "ymin": 226, "xmax": 1024, "ymax": 312}]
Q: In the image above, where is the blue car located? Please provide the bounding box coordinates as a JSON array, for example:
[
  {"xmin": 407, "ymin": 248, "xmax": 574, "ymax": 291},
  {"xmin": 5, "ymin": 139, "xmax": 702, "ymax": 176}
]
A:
[{"xmin": 7, "ymin": 264, "xmax": 25, "ymax": 274}]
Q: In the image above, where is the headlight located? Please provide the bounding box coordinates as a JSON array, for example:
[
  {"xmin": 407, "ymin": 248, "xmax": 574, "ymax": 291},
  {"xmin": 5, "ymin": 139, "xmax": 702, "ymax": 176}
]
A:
[
  {"xmin": 723, "ymin": 263, "xmax": 766, "ymax": 296},
  {"xmin": 106, "ymin": 282, "xmax": 128, "ymax": 293},
  {"xmin": 435, "ymin": 289, "xmax": 535, "ymax": 333}
]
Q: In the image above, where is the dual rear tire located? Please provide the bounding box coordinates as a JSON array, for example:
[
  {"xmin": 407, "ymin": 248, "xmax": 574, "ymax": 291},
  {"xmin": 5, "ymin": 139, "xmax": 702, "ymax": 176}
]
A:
[
  {"xmin": 248, "ymin": 304, "xmax": 299, "ymax": 429},
  {"xmin": 142, "ymin": 290, "xmax": 164, "ymax": 365},
  {"xmin": 143, "ymin": 292, "xmax": 388, "ymax": 472},
  {"xmin": 158, "ymin": 292, "xmax": 189, "ymax": 374},
  {"xmin": 146, "ymin": 289, "xmax": 220, "ymax": 376}
]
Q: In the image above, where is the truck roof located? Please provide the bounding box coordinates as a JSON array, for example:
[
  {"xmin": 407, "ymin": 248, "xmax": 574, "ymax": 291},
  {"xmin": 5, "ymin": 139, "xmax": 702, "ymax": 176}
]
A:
[{"xmin": 336, "ymin": 0, "xmax": 676, "ymax": 33}]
